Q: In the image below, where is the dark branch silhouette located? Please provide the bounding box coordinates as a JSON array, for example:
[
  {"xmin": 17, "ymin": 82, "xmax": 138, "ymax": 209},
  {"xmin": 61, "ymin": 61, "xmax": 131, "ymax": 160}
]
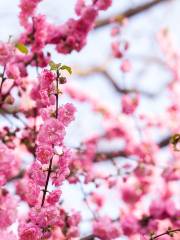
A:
[{"xmin": 95, "ymin": 0, "xmax": 171, "ymax": 29}]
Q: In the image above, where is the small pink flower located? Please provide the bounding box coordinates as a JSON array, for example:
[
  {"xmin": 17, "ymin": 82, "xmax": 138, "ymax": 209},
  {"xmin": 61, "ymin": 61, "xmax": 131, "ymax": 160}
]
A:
[
  {"xmin": 67, "ymin": 211, "xmax": 81, "ymax": 227},
  {"xmin": 165, "ymin": 199, "xmax": 176, "ymax": 217},
  {"xmin": 19, "ymin": 0, "xmax": 42, "ymax": 28},
  {"xmin": 121, "ymin": 214, "xmax": 139, "ymax": 236},
  {"xmin": 91, "ymin": 192, "xmax": 104, "ymax": 208},
  {"xmin": 19, "ymin": 223, "xmax": 41, "ymax": 240},
  {"xmin": 36, "ymin": 144, "xmax": 53, "ymax": 164},
  {"xmin": 58, "ymin": 103, "xmax": 76, "ymax": 126},
  {"xmin": 0, "ymin": 143, "xmax": 17, "ymax": 186},
  {"xmin": 51, "ymin": 150, "xmax": 70, "ymax": 186},
  {"xmin": 121, "ymin": 94, "xmax": 139, "ymax": 115},
  {"xmin": 26, "ymin": 179, "xmax": 40, "ymax": 206},
  {"xmin": 37, "ymin": 118, "xmax": 65, "ymax": 145},
  {"xmin": 75, "ymin": 0, "xmax": 86, "ymax": 15},
  {"xmin": 94, "ymin": 0, "xmax": 112, "ymax": 10},
  {"xmin": 28, "ymin": 162, "xmax": 47, "ymax": 186},
  {"xmin": 0, "ymin": 192, "xmax": 18, "ymax": 228},
  {"xmin": 0, "ymin": 42, "xmax": 13, "ymax": 65},
  {"xmin": 149, "ymin": 199, "xmax": 165, "ymax": 218},
  {"xmin": 93, "ymin": 217, "xmax": 120, "ymax": 240},
  {"xmin": 55, "ymin": 6, "xmax": 98, "ymax": 54},
  {"xmin": 40, "ymin": 69, "xmax": 55, "ymax": 90},
  {"xmin": 111, "ymin": 41, "xmax": 123, "ymax": 58},
  {"xmin": 47, "ymin": 189, "xmax": 61, "ymax": 205},
  {"xmin": 120, "ymin": 59, "xmax": 132, "ymax": 73},
  {"xmin": 121, "ymin": 185, "xmax": 142, "ymax": 204},
  {"xmin": 30, "ymin": 206, "xmax": 61, "ymax": 228}
]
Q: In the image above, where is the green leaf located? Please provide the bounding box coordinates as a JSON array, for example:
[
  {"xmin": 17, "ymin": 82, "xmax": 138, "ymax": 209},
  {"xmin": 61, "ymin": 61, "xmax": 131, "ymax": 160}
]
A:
[
  {"xmin": 60, "ymin": 65, "xmax": 72, "ymax": 75},
  {"xmin": 49, "ymin": 61, "xmax": 61, "ymax": 71},
  {"xmin": 15, "ymin": 43, "xmax": 28, "ymax": 54}
]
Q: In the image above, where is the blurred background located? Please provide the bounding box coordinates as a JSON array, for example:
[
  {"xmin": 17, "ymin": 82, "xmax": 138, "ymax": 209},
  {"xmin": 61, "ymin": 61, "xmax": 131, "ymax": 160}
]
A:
[{"xmin": 0, "ymin": 0, "xmax": 180, "ymax": 239}]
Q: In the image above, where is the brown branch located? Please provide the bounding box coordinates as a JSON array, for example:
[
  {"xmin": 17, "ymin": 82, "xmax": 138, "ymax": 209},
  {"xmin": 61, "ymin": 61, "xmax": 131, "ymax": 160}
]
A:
[
  {"xmin": 80, "ymin": 227, "xmax": 180, "ymax": 240},
  {"xmin": 102, "ymin": 70, "xmax": 158, "ymax": 98},
  {"xmin": 8, "ymin": 169, "xmax": 25, "ymax": 182},
  {"xmin": 94, "ymin": 135, "xmax": 171, "ymax": 162},
  {"xmin": 95, "ymin": 0, "xmax": 172, "ymax": 29},
  {"xmin": 95, "ymin": 150, "xmax": 127, "ymax": 162},
  {"xmin": 75, "ymin": 66, "xmax": 160, "ymax": 98},
  {"xmin": 151, "ymin": 228, "xmax": 180, "ymax": 239},
  {"xmin": 158, "ymin": 135, "xmax": 170, "ymax": 148}
]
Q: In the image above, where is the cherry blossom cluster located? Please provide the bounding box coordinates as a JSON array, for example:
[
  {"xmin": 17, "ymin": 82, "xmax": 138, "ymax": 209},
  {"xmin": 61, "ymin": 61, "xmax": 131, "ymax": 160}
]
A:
[
  {"xmin": 18, "ymin": 65, "xmax": 78, "ymax": 239},
  {"xmin": 0, "ymin": 0, "xmax": 180, "ymax": 240}
]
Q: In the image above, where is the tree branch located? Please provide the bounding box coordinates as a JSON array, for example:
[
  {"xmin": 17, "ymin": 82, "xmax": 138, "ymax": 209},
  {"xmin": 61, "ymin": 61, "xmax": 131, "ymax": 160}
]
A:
[
  {"xmin": 95, "ymin": 0, "xmax": 172, "ymax": 29},
  {"xmin": 151, "ymin": 228, "xmax": 180, "ymax": 239},
  {"xmin": 94, "ymin": 135, "xmax": 171, "ymax": 162},
  {"xmin": 75, "ymin": 66, "xmax": 161, "ymax": 98}
]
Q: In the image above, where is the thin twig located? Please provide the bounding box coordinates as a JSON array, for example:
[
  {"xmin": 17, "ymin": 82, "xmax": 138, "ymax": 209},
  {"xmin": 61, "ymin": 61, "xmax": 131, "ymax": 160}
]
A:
[{"xmin": 41, "ymin": 71, "xmax": 59, "ymax": 207}]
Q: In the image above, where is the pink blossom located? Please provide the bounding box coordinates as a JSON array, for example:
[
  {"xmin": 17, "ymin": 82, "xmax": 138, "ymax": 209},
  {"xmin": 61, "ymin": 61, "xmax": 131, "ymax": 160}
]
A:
[
  {"xmin": 121, "ymin": 185, "xmax": 142, "ymax": 204},
  {"xmin": 75, "ymin": 0, "xmax": 86, "ymax": 15},
  {"xmin": 149, "ymin": 199, "xmax": 165, "ymax": 218},
  {"xmin": 120, "ymin": 59, "xmax": 132, "ymax": 73},
  {"xmin": 39, "ymin": 89, "xmax": 56, "ymax": 107},
  {"xmin": 93, "ymin": 217, "xmax": 120, "ymax": 240},
  {"xmin": 111, "ymin": 41, "xmax": 123, "ymax": 58},
  {"xmin": 55, "ymin": 6, "xmax": 98, "ymax": 54},
  {"xmin": 36, "ymin": 144, "xmax": 53, "ymax": 164},
  {"xmin": 30, "ymin": 206, "xmax": 62, "ymax": 228},
  {"xmin": 58, "ymin": 103, "xmax": 76, "ymax": 126},
  {"xmin": 47, "ymin": 189, "xmax": 61, "ymax": 205},
  {"xmin": 0, "ymin": 42, "xmax": 13, "ymax": 65},
  {"xmin": 132, "ymin": 141, "xmax": 158, "ymax": 164},
  {"xmin": 31, "ymin": 15, "xmax": 48, "ymax": 53},
  {"xmin": 51, "ymin": 149, "xmax": 71, "ymax": 186},
  {"xmin": 162, "ymin": 167, "xmax": 180, "ymax": 181},
  {"xmin": 66, "ymin": 227, "xmax": 79, "ymax": 238},
  {"xmin": 6, "ymin": 63, "xmax": 21, "ymax": 81},
  {"xmin": 121, "ymin": 94, "xmax": 139, "ymax": 115},
  {"xmin": 19, "ymin": 223, "xmax": 42, "ymax": 240},
  {"xmin": 121, "ymin": 214, "xmax": 139, "ymax": 236},
  {"xmin": 165, "ymin": 199, "xmax": 176, "ymax": 217},
  {"xmin": 67, "ymin": 211, "xmax": 81, "ymax": 226},
  {"xmin": 28, "ymin": 162, "xmax": 47, "ymax": 186},
  {"xmin": 94, "ymin": 0, "xmax": 112, "ymax": 10},
  {"xmin": 0, "ymin": 143, "xmax": 17, "ymax": 186},
  {"xmin": 111, "ymin": 26, "xmax": 120, "ymax": 36},
  {"xmin": 26, "ymin": 179, "xmax": 40, "ymax": 206},
  {"xmin": 91, "ymin": 192, "xmax": 105, "ymax": 208},
  {"xmin": 19, "ymin": 0, "xmax": 42, "ymax": 28},
  {"xmin": 37, "ymin": 118, "xmax": 65, "ymax": 145},
  {"xmin": 0, "ymin": 192, "xmax": 18, "ymax": 228},
  {"xmin": 40, "ymin": 69, "xmax": 56, "ymax": 90}
]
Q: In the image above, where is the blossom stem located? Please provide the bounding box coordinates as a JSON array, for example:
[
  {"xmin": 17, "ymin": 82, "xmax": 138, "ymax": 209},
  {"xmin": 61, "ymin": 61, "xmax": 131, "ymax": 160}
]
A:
[
  {"xmin": 41, "ymin": 70, "xmax": 59, "ymax": 207},
  {"xmin": 41, "ymin": 156, "xmax": 53, "ymax": 207},
  {"xmin": 0, "ymin": 64, "xmax": 7, "ymax": 95},
  {"xmin": 55, "ymin": 70, "xmax": 59, "ymax": 118},
  {"xmin": 150, "ymin": 228, "xmax": 180, "ymax": 239}
]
